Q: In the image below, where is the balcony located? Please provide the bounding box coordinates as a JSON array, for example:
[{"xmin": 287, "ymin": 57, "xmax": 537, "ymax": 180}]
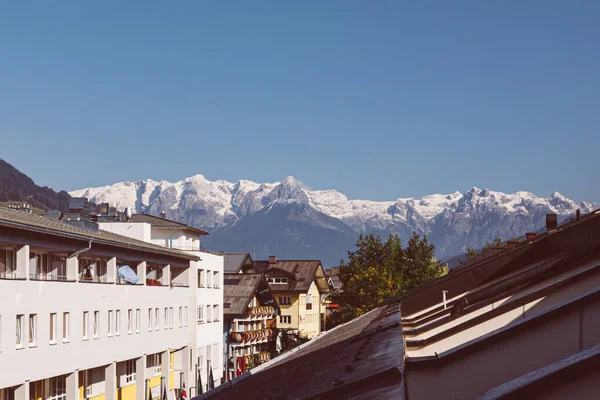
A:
[
  {"xmin": 169, "ymin": 245, "xmax": 201, "ymax": 252},
  {"xmin": 29, "ymin": 273, "xmax": 70, "ymax": 282}
]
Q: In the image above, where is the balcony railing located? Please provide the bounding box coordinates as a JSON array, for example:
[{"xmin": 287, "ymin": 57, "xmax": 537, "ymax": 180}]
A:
[
  {"xmin": 29, "ymin": 274, "xmax": 69, "ymax": 282},
  {"xmin": 169, "ymin": 245, "xmax": 201, "ymax": 251}
]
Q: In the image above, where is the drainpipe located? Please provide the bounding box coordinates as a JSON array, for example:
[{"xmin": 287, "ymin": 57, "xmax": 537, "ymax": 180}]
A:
[{"xmin": 68, "ymin": 239, "xmax": 92, "ymax": 259}]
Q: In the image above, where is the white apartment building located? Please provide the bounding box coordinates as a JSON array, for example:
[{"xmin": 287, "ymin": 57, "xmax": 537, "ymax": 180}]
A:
[
  {"xmin": 98, "ymin": 211, "xmax": 224, "ymax": 393},
  {"xmin": 0, "ymin": 206, "xmax": 197, "ymax": 400},
  {"xmin": 0, "ymin": 201, "xmax": 223, "ymax": 400}
]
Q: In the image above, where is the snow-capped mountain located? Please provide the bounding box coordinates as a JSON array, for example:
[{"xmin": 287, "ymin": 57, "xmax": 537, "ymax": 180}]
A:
[{"xmin": 71, "ymin": 175, "xmax": 598, "ymax": 266}]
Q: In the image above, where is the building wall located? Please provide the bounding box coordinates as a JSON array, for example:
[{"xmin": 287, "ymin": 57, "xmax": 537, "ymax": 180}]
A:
[
  {"xmin": 97, "ymin": 223, "xmax": 151, "ymax": 243},
  {"xmin": 0, "ymin": 278, "xmax": 190, "ymax": 389},
  {"xmin": 297, "ymin": 281, "xmax": 322, "ymax": 339},
  {"xmin": 272, "ymin": 292, "xmax": 299, "ymax": 331},
  {"xmin": 193, "ymin": 251, "xmax": 224, "ymax": 392}
]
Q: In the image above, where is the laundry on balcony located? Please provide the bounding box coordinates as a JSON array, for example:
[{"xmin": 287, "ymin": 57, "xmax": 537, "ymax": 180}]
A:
[{"xmin": 117, "ymin": 265, "xmax": 139, "ymax": 284}]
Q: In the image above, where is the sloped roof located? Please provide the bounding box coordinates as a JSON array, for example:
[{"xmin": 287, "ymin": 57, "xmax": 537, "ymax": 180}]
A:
[
  {"xmin": 0, "ymin": 207, "xmax": 198, "ymax": 261},
  {"xmin": 131, "ymin": 213, "xmax": 209, "ymax": 235},
  {"xmin": 254, "ymin": 259, "xmax": 329, "ymax": 293},
  {"xmin": 223, "ymin": 253, "xmax": 250, "ymax": 273},
  {"xmin": 199, "ymin": 303, "xmax": 405, "ymax": 400},
  {"xmin": 223, "ymin": 273, "xmax": 264, "ymax": 317}
]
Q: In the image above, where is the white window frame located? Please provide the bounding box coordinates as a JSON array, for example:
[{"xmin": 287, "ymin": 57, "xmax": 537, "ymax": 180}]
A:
[
  {"xmin": 169, "ymin": 307, "xmax": 173, "ymax": 329},
  {"xmin": 123, "ymin": 359, "xmax": 136, "ymax": 385},
  {"xmin": 198, "ymin": 269, "xmax": 205, "ymax": 288},
  {"xmin": 213, "ymin": 271, "xmax": 219, "ymax": 288},
  {"xmin": 207, "ymin": 305, "xmax": 212, "ymax": 323},
  {"xmin": 147, "ymin": 354, "xmax": 162, "ymax": 376},
  {"xmin": 148, "ymin": 309, "xmax": 152, "ymax": 332},
  {"xmin": 49, "ymin": 313, "xmax": 57, "ymax": 344},
  {"xmin": 164, "ymin": 308, "xmax": 168, "ymax": 329},
  {"xmin": 115, "ymin": 310, "xmax": 121, "ymax": 336},
  {"xmin": 16, "ymin": 314, "xmax": 24, "ymax": 348},
  {"xmin": 29, "ymin": 314, "xmax": 37, "ymax": 347},
  {"xmin": 63, "ymin": 312, "xmax": 70, "ymax": 343},
  {"xmin": 108, "ymin": 310, "xmax": 113, "ymax": 337},
  {"xmin": 184, "ymin": 306, "xmax": 188, "ymax": 327},
  {"xmin": 93, "ymin": 311, "xmax": 99, "ymax": 339},
  {"xmin": 280, "ymin": 315, "xmax": 291, "ymax": 324},
  {"xmin": 82, "ymin": 311, "xmax": 89, "ymax": 340},
  {"xmin": 197, "ymin": 306, "xmax": 204, "ymax": 324},
  {"xmin": 136, "ymin": 309, "xmax": 140, "ymax": 334},
  {"xmin": 127, "ymin": 309, "xmax": 133, "ymax": 335},
  {"xmin": 47, "ymin": 374, "xmax": 67, "ymax": 400},
  {"xmin": 155, "ymin": 308, "xmax": 159, "ymax": 331},
  {"xmin": 179, "ymin": 307, "xmax": 183, "ymax": 327},
  {"xmin": 213, "ymin": 305, "xmax": 219, "ymax": 322}
]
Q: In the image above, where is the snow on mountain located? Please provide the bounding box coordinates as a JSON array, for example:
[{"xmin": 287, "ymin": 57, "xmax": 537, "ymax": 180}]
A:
[{"xmin": 70, "ymin": 175, "xmax": 598, "ymax": 264}]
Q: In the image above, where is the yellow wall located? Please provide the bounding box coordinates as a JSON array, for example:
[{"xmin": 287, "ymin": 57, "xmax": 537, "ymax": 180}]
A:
[
  {"xmin": 274, "ymin": 281, "xmax": 324, "ymax": 339},
  {"xmin": 298, "ymin": 281, "xmax": 321, "ymax": 339},
  {"xmin": 273, "ymin": 292, "xmax": 300, "ymax": 330},
  {"xmin": 117, "ymin": 383, "xmax": 136, "ymax": 400}
]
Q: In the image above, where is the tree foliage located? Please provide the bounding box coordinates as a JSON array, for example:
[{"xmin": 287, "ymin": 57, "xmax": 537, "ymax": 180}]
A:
[
  {"xmin": 464, "ymin": 237, "xmax": 506, "ymax": 261},
  {"xmin": 331, "ymin": 233, "xmax": 448, "ymax": 325}
]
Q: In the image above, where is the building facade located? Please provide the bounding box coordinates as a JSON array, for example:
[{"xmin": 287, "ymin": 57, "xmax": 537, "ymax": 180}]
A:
[
  {"xmin": 97, "ymin": 212, "xmax": 224, "ymax": 394},
  {"xmin": 222, "ymin": 273, "xmax": 279, "ymax": 380},
  {"xmin": 0, "ymin": 206, "xmax": 197, "ymax": 400},
  {"xmin": 252, "ymin": 257, "xmax": 329, "ymax": 339}
]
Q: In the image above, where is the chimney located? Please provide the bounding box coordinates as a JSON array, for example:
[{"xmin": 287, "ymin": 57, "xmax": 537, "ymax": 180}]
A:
[
  {"xmin": 506, "ymin": 240, "xmax": 520, "ymax": 249},
  {"xmin": 160, "ymin": 211, "xmax": 167, "ymax": 218},
  {"xmin": 576, "ymin": 209, "xmax": 581, "ymax": 220},
  {"xmin": 546, "ymin": 214, "xmax": 558, "ymax": 232},
  {"xmin": 269, "ymin": 256, "xmax": 277, "ymax": 264},
  {"xmin": 526, "ymin": 232, "xmax": 537, "ymax": 241}
]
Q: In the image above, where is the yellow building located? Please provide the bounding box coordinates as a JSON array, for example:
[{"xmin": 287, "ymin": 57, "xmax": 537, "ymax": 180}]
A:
[{"xmin": 252, "ymin": 257, "xmax": 329, "ymax": 339}]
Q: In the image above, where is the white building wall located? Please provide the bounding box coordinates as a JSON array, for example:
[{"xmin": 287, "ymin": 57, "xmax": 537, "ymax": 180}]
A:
[
  {"xmin": 97, "ymin": 222, "xmax": 151, "ymax": 243},
  {"xmin": 0, "ymin": 279, "xmax": 190, "ymax": 389},
  {"xmin": 194, "ymin": 251, "xmax": 224, "ymax": 389}
]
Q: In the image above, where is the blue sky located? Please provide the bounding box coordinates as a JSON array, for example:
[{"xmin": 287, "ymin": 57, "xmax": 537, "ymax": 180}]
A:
[{"xmin": 1, "ymin": 1, "xmax": 599, "ymax": 202}]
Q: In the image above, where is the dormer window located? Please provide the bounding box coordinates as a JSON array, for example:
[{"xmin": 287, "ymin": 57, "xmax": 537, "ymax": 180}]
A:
[{"xmin": 267, "ymin": 277, "xmax": 288, "ymax": 284}]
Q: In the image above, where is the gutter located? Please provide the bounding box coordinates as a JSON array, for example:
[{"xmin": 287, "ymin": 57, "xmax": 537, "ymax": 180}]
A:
[{"xmin": 68, "ymin": 239, "xmax": 92, "ymax": 259}]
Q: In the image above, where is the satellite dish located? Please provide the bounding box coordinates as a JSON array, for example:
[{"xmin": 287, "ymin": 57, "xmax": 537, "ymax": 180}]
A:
[{"xmin": 124, "ymin": 207, "xmax": 132, "ymax": 221}]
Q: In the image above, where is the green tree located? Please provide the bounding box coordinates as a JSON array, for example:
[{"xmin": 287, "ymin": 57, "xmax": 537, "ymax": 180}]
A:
[
  {"xmin": 332, "ymin": 233, "xmax": 448, "ymax": 325},
  {"xmin": 463, "ymin": 237, "xmax": 506, "ymax": 261}
]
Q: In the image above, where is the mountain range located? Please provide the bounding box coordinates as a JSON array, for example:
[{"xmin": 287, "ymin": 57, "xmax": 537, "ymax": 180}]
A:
[{"xmin": 70, "ymin": 175, "xmax": 598, "ymax": 267}]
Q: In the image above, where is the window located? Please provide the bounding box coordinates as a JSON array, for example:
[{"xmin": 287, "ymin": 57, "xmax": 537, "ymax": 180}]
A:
[
  {"xmin": 197, "ymin": 306, "xmax": 204, "ymax": 324},
  {"xmin": 213, "ymin": 271, "xmax": 219, "ymax": 288},
  {"xmin": 16, "ymin": 314, "xmax": 24, "ymax": 348},
  {"xmin": 198, "ymin": 269, "xmax": 205, "ymax": 288},
  {"xmin": 268, "ymin": 277, "xmax": 289, "ymax": 284},
  {"xmin": 179, "ymin": 307, "xmax": 183, "ymax": 327},
  {"xmin": 279, "ymin": 296, "xmax": 291, "ymax": 305},
  {"xmin": 47, "ymin": 375, "xmax": 67, "ymax": 400},
  {"xmin": 93, "ymin": 311, "xmax": 99, "ymax": 339},
  {"xmin": 128, "ymin": 309, "xmax": 133, "ymax": 334},
  {"xmin": 148, "ymin": 309, "xmax": 152, "ymax": 332},
  {"xmin": 108, "ymin": 311, "xmax": 113, "ymax": 337},
  {"xmin": 184, "ymin": 306, "xmax": 188, "ymax": 327},
  {"xmin": 155, "ymin": 308, "xmax": 159, "ymax": 330},
  {"xmin": 147, "ymin": 353, "xmax": 162, "ymax": 376},
  {"xmin": 0, "ymin": 249, "xmax": 16, "ymax": 279},
  {"xmin": 115, "ymin": 310, "xmax": 121, "ymax": 336},
  {"xmin": 81, "ymin": 368, "xmax": 104, "ymax": 398},
  {"xmin": 169, "ymin": 307, "xmax": 173, "ymax": 329},
  {"xmin": 82, "ymin": 312, "xmax": 89, "ymax": 340},
  {"xmin": 306, "ymin": 293, "xmax": 313, "ymax": 310},
  {"xmin": 29, "ymin": 314, "xmax": 37, "ymax": 347},
  {"xmin": 49, "ymin": 313, "xmax": 57, "ymax": 344},
  {"xmin": 164, "ymin": 308, "xmax": 168, "ymax": 329},
  {"xmin": 280, "ymin": 315, "xmax": 291, "ymax": 324},
  {"xmin": 207, "ymin": 305, "xmax": 212, "ymax": 323},
  {"xmin": 63, "ymin": 312, "xmax": 70, "ymax": 342},
  {"xmin": 213, "ymin": 305, "xmax": 220, "ymax": 322},
  {"xmin": 206, "ymin": 270, "xmax": 212, "ymax": 288},
  {"xmin": 124, "ymin": 359, "xmax": 136, "ymax": 385},
  {"xmin": 136, "ymin": 309, "xmax": 140, "ymax": 333}
]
